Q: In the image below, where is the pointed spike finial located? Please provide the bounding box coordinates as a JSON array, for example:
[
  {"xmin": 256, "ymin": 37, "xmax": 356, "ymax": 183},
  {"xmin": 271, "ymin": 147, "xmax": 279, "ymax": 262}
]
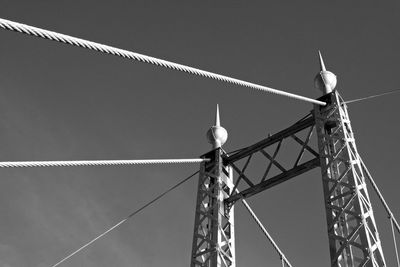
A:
[
  {"xmin": 318, "ymin": 50, "xmax": 327, "ymax": 72},
  {"xmin": 215, "ymin": 104, "xmax": 220, "ymax": 127},
  {"xmin": 206, "ymin": 104, "xmax": 228, "ymax": 149},
  {"xmin": 314, "ymin": 50, "xmax": 337, "ymax": 95}
]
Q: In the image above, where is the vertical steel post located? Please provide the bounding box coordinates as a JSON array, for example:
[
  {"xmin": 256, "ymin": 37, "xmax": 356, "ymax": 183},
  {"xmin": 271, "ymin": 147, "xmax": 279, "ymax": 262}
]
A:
[
  {"xmin": 191, "ymin": 106, "xmax": 235, "ymax": 267},
  {"xmin": 190, "ymin": 149, "xmax": 235, "ymax": 267},
  {"xmin": 314, "ymin": 91, "xmax": 386, "ymax": 266}
]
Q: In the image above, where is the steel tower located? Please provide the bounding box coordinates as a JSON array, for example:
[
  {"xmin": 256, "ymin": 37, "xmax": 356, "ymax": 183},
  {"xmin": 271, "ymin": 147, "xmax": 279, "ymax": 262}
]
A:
[
  {"xmin": 190, "ymin": 105, "xmax": 236, "ymax": 267},
  {"xmin": 314, "ymin": 53, "xmax": 385, "ymax": 266},
  {"xmin": 191, "ymin": 53, "xmax": 386, "ymax": 266}
]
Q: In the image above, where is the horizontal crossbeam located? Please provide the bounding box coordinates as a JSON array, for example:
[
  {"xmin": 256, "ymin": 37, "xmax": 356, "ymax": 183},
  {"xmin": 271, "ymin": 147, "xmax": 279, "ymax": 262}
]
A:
[
  {"xmin": 226, "ymin": 158, "xmax": 319, "ymax": 203},
  {"xmin": 224, "ymin": 113, "xmax": 320, "ymax": 204},
  {"xmin": 224, "ymin": 115, "xmax": 315, "ymax": 164}
]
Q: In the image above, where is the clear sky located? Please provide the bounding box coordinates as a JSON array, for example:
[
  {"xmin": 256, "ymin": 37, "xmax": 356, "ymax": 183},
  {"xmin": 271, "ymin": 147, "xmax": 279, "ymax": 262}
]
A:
[{"xmin": 1, "ymin": 1, "xmax": 400, "ymax": 266}]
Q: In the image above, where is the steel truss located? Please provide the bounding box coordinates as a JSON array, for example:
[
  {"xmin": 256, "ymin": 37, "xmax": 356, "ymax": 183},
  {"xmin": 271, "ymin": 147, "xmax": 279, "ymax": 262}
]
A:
[
  {"xmin": 224, "ymin": 112, "xmax": 320, "ymax": 205},
  {"xmin": 192, "ymin": 90, "xmax": 386, "ymax": 266},
  {"xmin": 190, "ymin": 149, "xmax": 236, "ymax": 267},
  {"xmin": 314, "ymin": 91, "xmax": 385, "ymax": 266}
]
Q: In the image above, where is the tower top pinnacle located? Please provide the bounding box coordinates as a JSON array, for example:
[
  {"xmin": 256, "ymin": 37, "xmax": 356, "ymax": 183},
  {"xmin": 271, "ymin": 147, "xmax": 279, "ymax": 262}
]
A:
[
  {"xmin": 215, "ymin": 104, "xmax": 220, "ymax": 127},
  {"xmin": 206, "ymin": 104, "xmax": 228, "ymax": 149},
  {"xmin": 318, "ymin": 50, "xmax": 327, "ymax": 72},
  {"xmin": 314, "ymin": 50, "xmax": 337, "ymax": 95}
]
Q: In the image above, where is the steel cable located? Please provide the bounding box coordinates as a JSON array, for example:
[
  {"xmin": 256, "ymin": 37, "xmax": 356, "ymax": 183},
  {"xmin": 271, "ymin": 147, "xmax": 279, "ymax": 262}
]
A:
[
  {"xmin": 238, "ymin": 189, "xmax": 294, "ymax": 267},
  {"xmin": 359, "ymin": 156, "xmax": 400, "ymax": 235},
  {"xmin": 391, "ymin": 218, "xmax": 400, "ymax": 267},
  {"xmin": 0, "ymin": 17, "xmax": 325, "ymax": 106},
  {"xmin": 360, "ymin": 155, "xmax": 400, "ymax": 265},
  {"xmin": 50, "ymin": 170, "xmax": 199, "ymax": 267},
  {"xmin": 345, "ymin": 89, "xmax": 400, "ymax": 104},
  {"xmin": 0, "ymin": 158, "xmax": 208, "ymax": 168}
]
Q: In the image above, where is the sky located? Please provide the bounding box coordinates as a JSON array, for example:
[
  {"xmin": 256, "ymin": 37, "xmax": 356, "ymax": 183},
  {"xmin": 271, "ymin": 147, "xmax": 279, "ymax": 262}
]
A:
[{"xmin": 1, "ymin": 1, "xmax": 400, "ymax": 266}]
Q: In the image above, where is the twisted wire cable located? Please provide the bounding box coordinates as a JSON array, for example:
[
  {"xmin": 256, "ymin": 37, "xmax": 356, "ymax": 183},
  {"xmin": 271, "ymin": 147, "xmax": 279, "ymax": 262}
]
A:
[
  {"xmin": 0, "ymin": 158, "xmax": 208, "ymax": 168},
  {"xmin": 50, "ymin": 170, "xmax": 199, "ymax": 267},
  {"xmin": 0, "ymin": 17, "xmax": 325, "ymax": 106},
  {"xmin": 238, "ymin": 189, "xmax": 293, "ymax": 267}
]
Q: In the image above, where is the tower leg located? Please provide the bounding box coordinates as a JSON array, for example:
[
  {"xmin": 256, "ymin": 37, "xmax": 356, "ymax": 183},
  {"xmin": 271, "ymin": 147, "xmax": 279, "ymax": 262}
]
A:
[
  {"xmin": 314, "ymin": 91, "xmax": 386, "ymax": 266},
  {"xmin": 190, "ymin": 149, "xmax": 236, "ymax": 267}
]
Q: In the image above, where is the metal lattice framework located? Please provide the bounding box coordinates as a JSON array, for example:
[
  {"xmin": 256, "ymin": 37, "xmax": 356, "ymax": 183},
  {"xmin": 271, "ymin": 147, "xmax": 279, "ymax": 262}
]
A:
[
  {"xmin": 189, "ymin": 90, "xmax": 388, "ymax": 266},
  {"xmin": 224, "ymin": 112, "xmax": 320, "ymax": 205},
  {"xmin": 314, "ymin": 91, "xmax": 385, "ymax": 266},
  {"xmin": 191, "ymin": 149, "xmax": 236, "ymax": 267},
  {"xmin": 0, "ymin": 16, "xmax": 398, "ymax": 267}
]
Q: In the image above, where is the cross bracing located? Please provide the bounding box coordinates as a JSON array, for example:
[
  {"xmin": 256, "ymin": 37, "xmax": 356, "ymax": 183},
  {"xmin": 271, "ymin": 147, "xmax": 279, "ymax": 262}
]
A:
[
  {"xmin": 0, "ymin": 15, "xmax": 398, "ymax": 266},
  {"xmin": 224, "ymin": 112, "xmax": 320, "ymax": 204}
]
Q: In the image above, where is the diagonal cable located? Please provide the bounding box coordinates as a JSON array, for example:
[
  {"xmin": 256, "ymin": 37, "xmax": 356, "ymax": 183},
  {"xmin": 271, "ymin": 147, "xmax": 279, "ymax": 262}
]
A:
[
  {"xmin": 0, "ymin": 17, "xmax": 325, "ymax": 106},
  {"xmin": 345, "ymin": 89, "xmax": 400, "ymax": 104},
  {"xmin": 359, "ymin": 156, "xmax": 400, "ymax": 234},
  {"xmin": 0, "ymin": 158, "xmax": 208, "ymax": 168},
  {"xmin": 237, "ymin": 189, "xmax": 294, "ymax": 267},
  {"xmin": 391, "ymin": 218, "xmax": 400, "ymax": 267},
  {"xmin": 359, "ymin": 156, "xmax": 400, "ymax": 265},
  {"xmin": 50, "ymin": 170, "xmax": 199, "ymax": 267}
]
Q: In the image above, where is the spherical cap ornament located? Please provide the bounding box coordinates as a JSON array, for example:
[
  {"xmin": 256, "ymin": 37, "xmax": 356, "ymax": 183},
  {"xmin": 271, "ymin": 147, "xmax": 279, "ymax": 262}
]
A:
[
  {"xmin": 314, "ymin": 71, "xmax": 337, "ymax": 94},
  {"xmin": 207, "ymin": 126, "xmax": 228, "ymax": 148},
  {"xmin": 315, "ymin": 51, "xmax": 337, "ymax": 95}
]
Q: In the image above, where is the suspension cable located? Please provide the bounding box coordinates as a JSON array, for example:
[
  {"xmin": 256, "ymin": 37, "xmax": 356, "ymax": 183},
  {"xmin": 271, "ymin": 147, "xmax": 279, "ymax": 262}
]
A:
[
  {"xmin": 359, "ymin": 155, "xmax": 400, "ymax": 265},
  {"xmin": 50, "ymin": 170, "xmax": 199, "ymax": 267},
  {"xmin": 0, "ymin": 158, "xmax": 208, "ymax": 168},
  {"xmin": 0, "ymin": 17, "xmax": 325, "ymax": 106},
  {"xmin": 345, "ymin": 89, "xmax": 400, "ymax": 104},
  {"xmin": 391, "ymin": 217, "xmax": 400, "ymax": 267},
  {"xmin": 359, "ymin": 156, "xmax": 400, "ymax": 235},
  {"xmin": 238, "ymin": 190, "xmax": 293, "ymax": 267}
]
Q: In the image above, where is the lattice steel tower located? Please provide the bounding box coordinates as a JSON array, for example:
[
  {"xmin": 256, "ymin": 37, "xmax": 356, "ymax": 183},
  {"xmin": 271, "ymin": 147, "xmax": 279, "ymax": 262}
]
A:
[
  {"xmin": 190, "ymin": 53, "xmax": 386, "ymax": 267},
  {"xmin": 190, "ymin": 105, "xmax": 236, "ymax": 267},
  {"xmin": 314, "ymin": 53, "xmax": 386, "ymax": 266}
]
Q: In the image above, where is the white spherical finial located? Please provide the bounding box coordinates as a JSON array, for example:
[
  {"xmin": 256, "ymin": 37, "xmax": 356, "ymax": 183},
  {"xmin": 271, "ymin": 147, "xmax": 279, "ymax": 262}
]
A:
[
  {"xmin": 207, "ymin": 126, "xmax": 228, "ymax": 148},
  {"xmin": 206, "ymin": 104, "xmax": 228, "ymax": 148},
  {"xmin": 314, "ymin": 51, "xmax": 337, "ymax": 94}
]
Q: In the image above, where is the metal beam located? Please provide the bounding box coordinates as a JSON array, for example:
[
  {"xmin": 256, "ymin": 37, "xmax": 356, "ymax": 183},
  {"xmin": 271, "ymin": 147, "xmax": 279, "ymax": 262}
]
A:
[
  {"xmin": 224, "ymin": 115, "xmax": 315, "ymax": 164},
  {"xmin": 222, "ymin": 112, "xmax": 319, "ymax": 204},
  {"xmin": 315, "ymin": 91, "xmax": 386, "ymax": 266},
  {"xmin": 226, "ymin": 158, "xmax": 319, "ymax": 204},
  {"xmin": 191, "ymin": 149, "xmax": 236, "ymax": 267}
]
